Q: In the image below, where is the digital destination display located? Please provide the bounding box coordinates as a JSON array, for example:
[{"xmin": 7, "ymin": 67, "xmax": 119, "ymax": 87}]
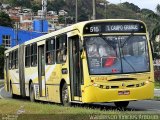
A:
[{"xmin": 83, "ymin": 22, "xmax": 146, "ymax": 34}]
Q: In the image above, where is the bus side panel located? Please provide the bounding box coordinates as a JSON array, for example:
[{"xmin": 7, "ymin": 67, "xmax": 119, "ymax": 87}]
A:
[
  {"xmin": 9, "ymin": 69, "xmax": 20, "ymax": 95},
  {"xmin": 45, "ymin": 64, "xmax": 62, "ymax": 103},
  {"xmin": 24, "ymin": 67, "xmax": 38, "ymax": 97}
]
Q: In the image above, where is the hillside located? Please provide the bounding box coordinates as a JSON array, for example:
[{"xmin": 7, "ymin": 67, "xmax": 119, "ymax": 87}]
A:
[{"xmin": 0, "ymin": 1, "xmax": 159, "ymax": 57}]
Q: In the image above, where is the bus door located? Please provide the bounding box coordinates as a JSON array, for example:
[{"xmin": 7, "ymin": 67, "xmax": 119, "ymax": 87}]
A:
[
  {"xmin": 38, "ymin": 42, "xmax": 46, "ymax": 97},
  {"xmin": 5, "ymin": 54, "xmax": 9, "ymax": 92},
  {"xmin": 68, "ymin": 35, "xmax": 83, "ymax": 101}
]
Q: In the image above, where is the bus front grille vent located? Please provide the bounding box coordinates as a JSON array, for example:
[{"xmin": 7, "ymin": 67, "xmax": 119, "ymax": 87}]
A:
[{"xmin": 126, "ymin": 84, "xmax": 135, "ymax": 88}]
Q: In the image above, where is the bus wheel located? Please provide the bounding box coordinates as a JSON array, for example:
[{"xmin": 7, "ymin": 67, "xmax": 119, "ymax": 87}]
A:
[
  {"xmin": 29, "ymin": 83, "xmax": 35, "ymax": 102},
  {"xmin": 114, "ymin": 101, "xmax": 129, "ymax": 109},
  {"xmin": 61, "ymin": 83, "xmax": 71, "ymax": 106},
  {"xmin": 10, "ymin": 83, "xmax": 15, "ymax": 98}
]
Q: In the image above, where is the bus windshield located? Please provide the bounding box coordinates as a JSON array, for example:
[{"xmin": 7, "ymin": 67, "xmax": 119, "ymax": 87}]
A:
[{"xmin": 85, "ymin": 35, "xmax": 150, "ymax": 75}]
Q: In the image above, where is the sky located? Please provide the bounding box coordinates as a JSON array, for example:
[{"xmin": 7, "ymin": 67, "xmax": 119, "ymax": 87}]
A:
[{"xmin": 107, "ymin": 0, "xmax": 160, "ymax": 12}]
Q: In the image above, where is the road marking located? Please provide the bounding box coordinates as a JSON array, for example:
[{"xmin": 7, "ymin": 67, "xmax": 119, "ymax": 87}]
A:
[{"xmin": 0, "ymin": 86, "xmax": 4, "ymax": 99}]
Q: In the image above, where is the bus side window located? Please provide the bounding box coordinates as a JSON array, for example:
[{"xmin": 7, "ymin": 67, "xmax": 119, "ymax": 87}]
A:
[
  {"xmin": 31, "ymin": 43, "xmax": 37, "ymax": 66},
  {"xmin": 11, "ymin": 51, "xmax": 15, "ymax": 69},
  {"xmin": 56, "ymin": 34, "xmax": 67, "ymax": 64},
  {"xmin": 9, "ymin": 52, "xmax": 12, "ymax": 69},
  {"xmin": 15, "ymin": 49, "xmax": 18, "ymax": 69},
  {"xmin": 46, "ymin": 38, "xmax": 55, "ymax": 64},
  {"xmin": 25, "ymin": 45, "xmax": 31, "ymax": 67}
]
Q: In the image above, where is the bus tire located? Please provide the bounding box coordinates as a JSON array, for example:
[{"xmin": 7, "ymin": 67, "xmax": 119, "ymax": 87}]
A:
[
  {"xmin": 114, "ymin": 101, "xmax": 129, "ymax": 109},
  {"xmin": 29, "ymin": 82, "xmax": 35, "ymax": 102},
  {"xmin": 10, "ymin": 83, "xmax": 16, "ymax": 98},
  {"xmin": 61, "ymin": 83, "xmax": 71, "ymax": 106}
]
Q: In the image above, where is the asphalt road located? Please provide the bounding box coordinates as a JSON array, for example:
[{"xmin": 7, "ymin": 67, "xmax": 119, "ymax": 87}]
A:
[{"xmin": 0, "ymin": 85, "xmax": 160, "ymax": 112}]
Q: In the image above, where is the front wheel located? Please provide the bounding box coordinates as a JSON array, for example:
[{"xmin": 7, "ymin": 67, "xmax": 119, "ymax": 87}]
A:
[
  {"xmin": 114, "ymin": 101, "xmax": 129, "ymax": 109},
  {"xmin": 61, "ymin": 83, "xmax": 71, "ymax": 106},
  {"xmin": 29, "ymin": 83, "xmax": 35, "ymax": 102}
]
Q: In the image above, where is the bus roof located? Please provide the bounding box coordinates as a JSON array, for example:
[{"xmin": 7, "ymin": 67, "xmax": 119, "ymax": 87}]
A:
[{"xmin": 5, "ymin": 19, "xmax": 146, "ymax": 54}]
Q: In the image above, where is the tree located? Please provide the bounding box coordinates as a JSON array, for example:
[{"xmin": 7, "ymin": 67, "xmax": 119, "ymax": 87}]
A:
[
  {"xmin": 31, "ymin": 3, "xmax": 41, "ymax": 13},
  {"xmin": 145, "ymin": 4, "xmax": 160, "ymax": 58},
  {"xmin": 156, "ymin": 4, "xmax": 160, "ymax": 15},
  {"xmin": 0, "ymin": 11, "xmax": 13, "ymax": 27},
  {"xmin": 141, "ymin": 9, "xmax": 154, "ymax": 16},
  {"xmin": 122, "ymin": 2, "xmax": 140, "ymax": 13}
]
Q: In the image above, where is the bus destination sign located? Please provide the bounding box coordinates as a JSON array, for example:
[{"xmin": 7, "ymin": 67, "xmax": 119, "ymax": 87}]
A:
[
  {"xmin": 105, "ymin": 24, "xmax": 139, "ymax": 32},
  {"xmin": 83, "ymin": 22, "xmax": 146, "ymax": 34}
]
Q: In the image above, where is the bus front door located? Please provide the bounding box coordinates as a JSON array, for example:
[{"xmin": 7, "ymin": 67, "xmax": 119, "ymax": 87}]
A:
[
  {"xmin": 38, "ymin": 45, "xmax": 46, "ymax": 97},
  {"xmin": 69, "ymin": 36, "xmax": 83, "ymax": 101}
]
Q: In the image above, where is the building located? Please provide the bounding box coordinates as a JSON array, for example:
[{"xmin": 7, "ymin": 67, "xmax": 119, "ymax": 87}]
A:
[{"xmin": 0, "ymin": 26, "xmax": 44, "ymax": 48}]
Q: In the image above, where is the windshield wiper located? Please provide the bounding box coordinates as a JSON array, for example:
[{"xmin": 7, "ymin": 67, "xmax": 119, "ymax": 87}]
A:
[
  {"xmin": 121, "ymin": 33, "xmax": 134, "ymax": 48},
  {"xmin": 122, "ymin": 56, "xmax": 136, "ymax": 72},
  {"xmin": 99, "ymin": 34, "xmax": 116, "ymax": 49}
]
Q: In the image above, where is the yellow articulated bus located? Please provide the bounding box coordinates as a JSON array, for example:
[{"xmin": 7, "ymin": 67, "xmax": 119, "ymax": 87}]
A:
[{"xmin": 4, "ymin": 19, "xmax": 154, "ymax": 108}]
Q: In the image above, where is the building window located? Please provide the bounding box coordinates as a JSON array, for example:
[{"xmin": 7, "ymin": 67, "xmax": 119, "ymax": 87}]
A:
[
  {"xmin": 2, "ymin": 35, "xmax": 11, "ymax": 48},
  {"xmin": 31, "ymin": 43, "xmax": 37, "ymax": 66},
  {"xmin": 46, "ymin": 38, "xmax": 55, "ymax": 64},
  {"xmin": 56, "ymin": 34, "xmax": 67, "ymax": 64},
  {"xmin": 25, "ymin": 45, "xmax": 31, "ymax": 67}
]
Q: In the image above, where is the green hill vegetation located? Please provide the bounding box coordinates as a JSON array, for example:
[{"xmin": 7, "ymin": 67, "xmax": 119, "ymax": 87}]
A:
[{"xmin": 1, "ymin": 0, "xmax": 160, "ymax": 58}]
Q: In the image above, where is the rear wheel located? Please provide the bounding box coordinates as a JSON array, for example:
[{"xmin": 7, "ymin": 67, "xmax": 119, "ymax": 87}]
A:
[
  {"xmin": 114, "ymin": 101, "xmax": 129, "ymax": 109},
  {"xmin": 29, "ymin": 83, "xmax": 35, "ymax": 102},
  {"xmin": 61, "ymin": 83, "xmax": 71, "ymax": 106}
]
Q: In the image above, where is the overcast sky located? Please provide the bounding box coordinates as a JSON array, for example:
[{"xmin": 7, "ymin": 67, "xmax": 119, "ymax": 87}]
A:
[{"xmin": 107, "ymin": 0, "xmax": 160, "ymax": 12}]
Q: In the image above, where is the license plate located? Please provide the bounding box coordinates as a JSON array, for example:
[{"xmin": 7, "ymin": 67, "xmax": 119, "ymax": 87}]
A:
[{"xmin": 118, "ymin": 90, "xmax": 130, "ymax": 95}]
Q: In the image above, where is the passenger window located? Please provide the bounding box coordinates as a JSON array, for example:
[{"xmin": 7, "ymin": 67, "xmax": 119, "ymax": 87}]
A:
[
  {"xmin": 25, "ymin": 45, "xmax": 31, "ymax": 67},
  {"xmin": 31, "ymin": 43, "xmax": 37, "ymax": 66},
  {"xmin": 56, "ymin": 34, "xmax": 67, "ymax": 64},
  {"xmin": 9, "ymin": 52, "xmax": 12, "ymax": 69},
  {"xmin": 46, "ymin": 38, "xmax": 55, "ymax": 64},
  {"xmin": 15, "ymin": 49, "xmax": 18, "ymax": 69}
]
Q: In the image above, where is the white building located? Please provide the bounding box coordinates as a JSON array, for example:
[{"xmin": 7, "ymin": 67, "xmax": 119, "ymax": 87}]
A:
[{"xmin": 58, "ymin": 10, "xmax": 68, "ymax": 16}]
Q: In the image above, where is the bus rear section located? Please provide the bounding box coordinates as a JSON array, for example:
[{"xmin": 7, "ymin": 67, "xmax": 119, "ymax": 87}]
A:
[{"xmin": 80, "ymin": 20, "xmax": 154, "ymax": 107}]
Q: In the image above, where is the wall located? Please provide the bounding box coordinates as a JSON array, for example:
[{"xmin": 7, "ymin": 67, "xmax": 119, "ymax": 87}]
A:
[{"xmin": 0, "ymin": 26, "xmax": 44, "ymax": 47}]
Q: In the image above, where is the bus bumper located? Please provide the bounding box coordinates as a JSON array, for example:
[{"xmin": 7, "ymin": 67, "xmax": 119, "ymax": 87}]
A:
[{"xmin": 82, "ymin": 82, "xmax": 154, "ymax": 103}]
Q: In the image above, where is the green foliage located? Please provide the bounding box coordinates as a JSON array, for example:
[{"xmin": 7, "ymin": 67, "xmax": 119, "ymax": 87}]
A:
[
  {"xmin": 0, "ymin": 11, "xmax": 13, "ymax": 27},
  {"xmin": 141, "ymin": 9, "xmax": 154, "ymax": 15},
  {"xmin": 31, "ymin": 3, "xmax": 41, "ymax": 13},
  {"xmin": 48, "ymin": 0, "xmax": 66, "ymax": 12},
  {"xmin": 122, "ymin": 2, "xmax": 140, "ymax": 13},
  {"xmin": 2, "ymin": 0, "xmax": 160, "ymax": 59},
  {"xmin": 58, "ymin": 16, "xmax": 65, "ymax": 24},
  {"xmin": 156, "ymin": 4, "xmax": 160, "ymax": 15},
  {"xmin": 5, "ymin": 0, "xmax": 31, "ymax": 8}
]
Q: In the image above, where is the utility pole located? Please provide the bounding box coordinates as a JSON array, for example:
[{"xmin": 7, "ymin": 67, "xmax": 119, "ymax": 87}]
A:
[
  {"xmin": 42, "ymin": 0, "xmax": 47, "ymax": 20},
  {"xmin": 92, "ymin": 0, "xmax": 96, "ymax": 20},
  {"xmin": 15, "ymin": 22, "xmax": 19, "ymax": 45},
  {"xmin": 75, "ymin": 0, "xmax": 78, "ymax": 23},
  {"xmin": 105, "ymin": 3, "xmax": 107, "ymax": 19}
]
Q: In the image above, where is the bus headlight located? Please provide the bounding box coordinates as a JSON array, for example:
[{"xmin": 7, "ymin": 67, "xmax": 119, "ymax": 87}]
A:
[
  {"xmin": 93, "ymin": 83, "xmax": 98, "ymax": 87},
  {"xmin": 145, "ymin": 80, "xmax": 149, "ymax": 84}
]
